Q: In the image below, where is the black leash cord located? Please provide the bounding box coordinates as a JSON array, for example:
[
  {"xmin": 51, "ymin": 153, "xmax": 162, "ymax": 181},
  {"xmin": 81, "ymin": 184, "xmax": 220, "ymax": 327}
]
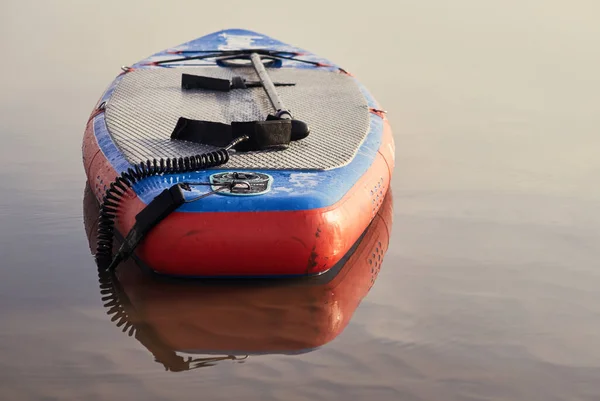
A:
[
  {"xmin": 96, "ymin": 137, "xmax": 248, "ymax": 271},
  {"xmin": 183, "ymin": 183, "xmax": 232, "ymax": 203}
]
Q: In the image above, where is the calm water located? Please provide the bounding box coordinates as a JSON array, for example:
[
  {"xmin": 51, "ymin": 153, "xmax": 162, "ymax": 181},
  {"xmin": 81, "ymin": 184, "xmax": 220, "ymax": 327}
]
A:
[{"xmin": 1, "ymin": 1, "xmax": 600, "ymax": 400}]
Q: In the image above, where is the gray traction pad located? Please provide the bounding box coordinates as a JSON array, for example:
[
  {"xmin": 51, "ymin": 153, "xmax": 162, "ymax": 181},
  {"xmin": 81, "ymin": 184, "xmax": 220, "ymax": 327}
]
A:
[{"xmin": 105, "ymin": 66, "xmax": 370, "ymax": 170}]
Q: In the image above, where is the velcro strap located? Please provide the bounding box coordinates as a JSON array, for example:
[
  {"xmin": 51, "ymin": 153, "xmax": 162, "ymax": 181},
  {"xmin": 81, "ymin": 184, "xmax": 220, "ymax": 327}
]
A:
[
  {"xmin": 182, "ymin": 74, "xmax": 294, "ymax": 91},
  {"xmin": 170, "ymin": 118, "xmax": 291, "ymax": 151},
  {"xmin": 171, "ymin": 118, "xmax": 233, "ymax": 147},
  {"xmin": 182, "ymin": 74, "xmax": 231, "ymax": 91}
]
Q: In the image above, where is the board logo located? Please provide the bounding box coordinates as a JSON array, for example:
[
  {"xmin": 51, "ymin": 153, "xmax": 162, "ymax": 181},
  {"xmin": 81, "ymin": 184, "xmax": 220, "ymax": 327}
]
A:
[{"xmin": 210, "ymin": 171, "xmax": 273, "ymax": 196}]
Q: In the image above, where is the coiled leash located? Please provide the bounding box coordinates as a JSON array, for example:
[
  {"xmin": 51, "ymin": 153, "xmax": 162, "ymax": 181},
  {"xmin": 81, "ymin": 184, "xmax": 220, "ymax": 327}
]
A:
[{"xmin": 96, "ymin": 52, "xmax": 310, "ymax": 272}]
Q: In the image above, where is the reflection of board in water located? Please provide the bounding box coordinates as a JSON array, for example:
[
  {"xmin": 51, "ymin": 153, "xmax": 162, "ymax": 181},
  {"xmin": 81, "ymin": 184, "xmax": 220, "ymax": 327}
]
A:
[{"xmin": 83, "ymin": 183, "xmax": 393, "ymax": 372}]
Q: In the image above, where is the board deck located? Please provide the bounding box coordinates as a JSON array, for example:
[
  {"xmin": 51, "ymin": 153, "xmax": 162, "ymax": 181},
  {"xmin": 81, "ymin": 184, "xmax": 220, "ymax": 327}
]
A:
[{"xmin": 106, "ymin": 67, "xmax": 370, "ymax": 170}]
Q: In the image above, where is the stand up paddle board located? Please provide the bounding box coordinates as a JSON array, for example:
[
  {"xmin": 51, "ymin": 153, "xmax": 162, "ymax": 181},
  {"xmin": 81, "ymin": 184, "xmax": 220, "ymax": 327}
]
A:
[{"xmin": 82, "ymin": 29, "xmax": 394, "ymax": 277}]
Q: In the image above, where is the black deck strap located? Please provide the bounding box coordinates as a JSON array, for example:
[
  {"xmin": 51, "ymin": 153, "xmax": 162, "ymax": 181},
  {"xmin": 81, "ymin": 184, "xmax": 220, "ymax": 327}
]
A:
[
  {"xmin": 170, "ymin": 117, "xmax": 293, "ymax": 152},
  {"xmin": 108, "ymin": 185, "xmax": 186, "ymax": 270},
  {"xmin": 182, "ymin": 73, "xmax": 295, "ymax": 91},
  {"xmin": 171, "ymin": 118, "xmax": 234, "ymax": 147},
  {"xmin": 182, "ymin": 73, "xmax": 231, "ymax": 91}
]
